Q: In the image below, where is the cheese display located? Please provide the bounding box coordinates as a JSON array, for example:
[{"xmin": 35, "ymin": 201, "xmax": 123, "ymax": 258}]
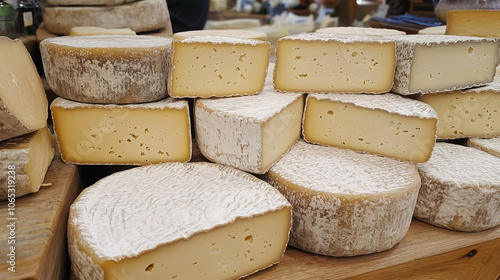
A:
[
  {"xmin": 50, "ymin": 97, "xmax": 191, "ymax": 165},
  {"xmin": 40, "ymin": 35, "xmax": 171, "ymax": 104},
  {"xmin": 316, "ymin": 26, "xmax": 406, "ymax": 36},
  {"xmin": 173, "ymin": 29, "xmax": 267, "ymax": 41},
  {"xmin": 45, "ymin": 0, "xmax": 135, "ymax": 5},
  {"xmin": 168, "ymin": 36, "xmax": 270, "ymax": 98},
  {"xmin": 273, "ymin": 33, "xmax": 396, "ymax": 93},
  {"xmin": 418, "ymin": 78, "xmax": 500, "ymax": 139},
  {"xmin": 69, "ymin": 26, "xmax": 137, "ymax": 36},
  {"xmin": 265, "ymin": 140, "xmax": 420, "ymax": 256},
  {"xmin": 302, "ymin": 93, "xmax": 438, "ymax": 163},
  {"xmin": 0, "ymin": 127, "xmax": 55, "ymax": 200},
  {"xmin": 391, "ymin": 34, "xmax": 498, "ymax": 95},
  {"xmin": 467, "ymin": 137, "xmax": 500, "ymax": 158},
  {"xmin": 414, "ymin": 142, "xmax": 500, "ymax": 232},
  {"xmin": 68, "ymin": 162, "xmax": 292, "ymax": 280},
  {"xmin": 195, "ymin": 88, "xmax": 304, "ymax": 174},
  {"xmin": 43, "ymin": 0, "xmax": 171, "ymax": 35},
  {"xmin": 0, "ymin": 37, "xmax": 48, "ymax": 142},
  {"xmin": 446, "ymin": 10, "xmax": 500, "ymax": 38}
]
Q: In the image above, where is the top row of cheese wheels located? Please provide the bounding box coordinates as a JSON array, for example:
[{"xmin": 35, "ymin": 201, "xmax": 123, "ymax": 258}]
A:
[{"xmin": 39, "ymin": 30, "xmax": 499, "ymax": 104}]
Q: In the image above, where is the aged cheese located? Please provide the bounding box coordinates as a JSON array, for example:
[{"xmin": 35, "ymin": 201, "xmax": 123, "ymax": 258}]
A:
[
  {"xmin": 45, "ymin": 0, "xmax": 135, "ymax": 6},
  {"xmin": 414, "ymin": 142, "xmax": 500, "ymax": 232},
  {"xmin": 265, "ymin": 140, "xmax": 420, "ymax": 256},
  {"xmin": 43, "ymin": 0, "xmax": 171, "ymax": 35},
  {"xmin": 303, "ymin": 93, "xmax": 438, "ymax": 163},
  {"xmin": 273, "ymin": 33, "xmax": 396, "ymax": 93},
  {"xmin": 418, "ymin": 25, "xmax": 446, "ymax": 35},
  {"xmin": 69, "ymin": 26, "xmax": 137, "ymax": 36},
  {"xmin": 0, "ymin": 37, "xmax": 48, "ymax": 142},
  {"xmin": 467, "ymin": 137, "xmax": 500, "ymax": 158},
  {"xmin": 40, "ymin": 35, "xmax": 171, "ymax": 104},
  {"xmin": 173, "ymin": 29, "xmax": 266, "ymax": 41},
  {"xmin": 391, "ymin": 34, "xmax": 498, "ymax": 95},
  {"xmin": 168, "ymin": 36, "xmax": 270, "ymax": 98},
  {"xmin": 68, "ymin": 162, "xmax": 292, "ymax": 280},
  {"xmin": 418, "ymin": 78, "xmax": 500, "ymax": 139},
  {"xmin": 50, "ymin": 97, "xmax": 191, "ymax": 165},
  {"xmin": 0, "ymin": 126, "xmax": 55, "ymax": 200},
  {"xmin": 316, "ymin": 26, "xmax": 406, "ymax": 36},
  {"xmin": 446, "ymin": 10, "xmax": 500, "ymax": 38},
  {"xmin": 195, "ymin": 88, "xmax": 304, "ymax": 174}
]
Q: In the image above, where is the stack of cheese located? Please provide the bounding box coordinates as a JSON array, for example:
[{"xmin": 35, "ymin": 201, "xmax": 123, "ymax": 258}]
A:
[{"xmin": 0, "ymin": 37, "xmax": 55, "ymax": 200}]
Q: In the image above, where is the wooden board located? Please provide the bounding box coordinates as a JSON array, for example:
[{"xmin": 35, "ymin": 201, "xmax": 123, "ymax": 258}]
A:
[{"xmin": 0, "ymin": 154, "xmax": 80, "ymax": 280}]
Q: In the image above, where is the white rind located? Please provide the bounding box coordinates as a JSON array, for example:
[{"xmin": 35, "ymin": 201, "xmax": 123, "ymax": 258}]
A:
[
  {"xmin": 277, "ymin": 32, "xmax": 395, "ymax": 44},
  {"xmin": 316, "ymin": 26, "xmax": 406, "ymax": 36},
  {"xmin": 467, "ymin": 137, "xmax": 500, "ymax": 158}
]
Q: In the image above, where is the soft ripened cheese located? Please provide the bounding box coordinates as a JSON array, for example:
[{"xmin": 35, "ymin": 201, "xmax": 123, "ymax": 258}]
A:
[
  {"xmin": 40, "ymin": 35, "xmax": 171, "ymax": 104},
  {"xmin": 467, "ymin": 137, "xmax": 500, "ymax": 158},
  {"xmin": 265, "ymin": 140, "xmax": 421, "ymax": 257},
  {"xmin": 195, "ymin": 88, "xmax": 304, "ymax": 174},
  {"xmin": 418, "ymin": 78, "xmax": 500, "ymax": 139},
  {"xmin": 446, "ymin": 10, "xmax": 500, "ymax": 38},
  {"xmin": 45, "ymin": 0, "xmax": 135, "ymax": 5},
  {"xmin": 68, "ymin": 162, "xmax": 292, "ymax": 280},
  {"xmin": 43, "ymin": 0, "xmax": 171, "ymax": 35},
  {"xmin": 415, "ymin": 142, "xmax": 500, "ymax": 232},
  {"xmin": 0, "ymin": 126, "xmax": 55, "ymax": 200},
  {"xmin": 316, "ymin": 26, "xmax": 406, "ymax": 36},
  {"xmin": 173, "ymin": 29, "xmax": 267, "ymax": 41},
  {"xmin": 273, "ymin": 33, "xmax": 396, "ymax": 93},
  {"xmin": 0, "ymin": 37, "xmax": 48, "ymax": 142},
  {"xmin": 69, "ymin": 26, "xmax": 137, "ymax": 36},
  {"xmin": 168, "ymin": 36, "xmax": 270, "ymax": 98},
  {"xmin": 303, "ymin": 93, "xmax": 438, "ymax": 163},
  {"xmin": 50, "ymin": 97, "xmax": 191, "ymax": 165},
  {"xmin": 391, "ymin": 34, "xmax": 499, "ymax": 95}
]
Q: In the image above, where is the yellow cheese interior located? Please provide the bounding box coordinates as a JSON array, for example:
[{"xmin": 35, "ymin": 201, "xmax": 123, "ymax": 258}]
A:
[
  {"xmin": 274, "ymin": 40, "xmax": 395, "ymax": 93},
  {"xmin": 446, "ymin": 10, "xmax": 500, "ymax": 37},
  {"xmin": 69, "ymin": 26, "xmax": 137, "ymax": 36},
  {"xmin": 303, "ymin": 97, "xmax": 437, "ymax": 163},
  {"xmin": 101, "ymin": 208, "xmax": 291, "ymax": 280},
  {"xmin": 25, "ymin": 127, "xmax": 55, "ymax": 192}
]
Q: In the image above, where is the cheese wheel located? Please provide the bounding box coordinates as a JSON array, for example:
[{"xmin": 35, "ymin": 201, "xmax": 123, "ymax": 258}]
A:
[
  {"xmin": 69, "ymin": 26, "xmax": 137, "ymax": 36},
  {"xmin": 173, "ymin": 29, "xmax": 267, "ymax": 41},
  {"xmin": 40, "ymin": 35, "xmax": 171, "ymax": 104},
  {"xmin": 43, "ymin": 0, "xmax": 172, "ymax": 35},
  {"xmin": 265, "ymin": 140, "xmax": 421, "ymax": 257},
  {"xmin": 446, "ymin": 10, "xmax": 500, "ymax": 38},
  {"xmin": 467, "ymin": 137, "xmax": 500, "ymax": 158},
  {"xmin": 414, "ymin": 142, "xmax": 500, "ymax": 232},
  {"xmin": 0, "ymin": 37, "xmax": 48, "ymax": 141},
  {"xmin": 68, "ymin": 162, "xmax": 292, "ymax": 280}
]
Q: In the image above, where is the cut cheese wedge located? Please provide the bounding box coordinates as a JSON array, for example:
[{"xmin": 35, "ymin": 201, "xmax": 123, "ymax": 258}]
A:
[
  {"xmin": 303, "ymin": 93, "xmax": 438, "ymax": 163},
  {"xmin": 40, "ymin": 35, "xmax": 171, "ymax": 104},
  {"xmin": 194, "ymin": 88, "xmax": 304, "ymax": 174},
  {"xmin": 168, "ymin": 36, "xmax": 270, "ymax": 98},
  {"xmin": 467, "ymin": 137, "xmax": 500, "ymax": 158},
  {"xmin": 0, "ymin": 37, "xmax": 48, "ymax": 141},
  {"xmin": 68, "ymin": 162, "xmax": 292, "ymax": 280},
  {"xmin": 50, "ymin": 97, "xmax": 191, "ymax": 165},
  {"xmin": 265, "ymin": 140, "xmax": 421, "ymax": 257},
  {"xmin": 173, "ymin": 29, "xmax": 266, "ymax": 41},
  {"xmin": 446, "ymin": 10, "xmax": 500, "ymax": 38},
  {"xmin": 0, "ymin": 126, "xmax": 55, "ymax": 200},
  {"xmin": 316, "ymin": 26, "xmax": 406, "ymax": 36},
  {"xmin": 273, "ymin": 33, "xmax": 396, "ymax": 93},
  {"xmin": 69, "ymin": 26, "xmax": 137, "ymax": 36},
  {"xmin": 415, "ymin": 142, "xmax": 500, "ymax": 232}
]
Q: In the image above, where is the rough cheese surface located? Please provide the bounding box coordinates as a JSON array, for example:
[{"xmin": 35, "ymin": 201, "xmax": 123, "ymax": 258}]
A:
[
  {"xmin": 195, "ymin": 88, "xmax": 304, "ymax": 174},
  {"xmin": 265, "ymin": 140, "xmax": 421, "ymax": 256},
  {"xmin": 316, "ymin": 26, "xmax": 406, "ymax": 36},
  {"xmin": 415, "ymin": 142, "xmax": 500, "ymax": 232},
  {"xmin": 40, "ymin": 35, "xmax": 171, "ymax": 104},
  {"xmin": 68, "ymin": 162, "xmax": 292, "ymax": 280},
  {"xmin": 43, "ymin": 0, "xmax": 171, "ymax": 35},
  {"xmin": 173, "ymin": 29, "xmax": 266, "ymax": 41},
  {"xmin": 467, "ymin": 136, "xmax": 500, "ymax": 158},
  {"xmin": 69, "ymin": 26, "xmax": 137, "ymax": 36}
]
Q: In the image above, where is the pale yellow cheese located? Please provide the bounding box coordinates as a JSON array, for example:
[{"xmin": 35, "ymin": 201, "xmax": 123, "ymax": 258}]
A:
[
  {"xmin": 418, "ymin": 25, "xmax": 446, "ymax": 35},
  {"xmin": 467, "ymin": 136, "xmax": 500, "ymax": 158},
  {"xmin": 68, "ymin": 162, "xmax": 292, "ymax": 280},
  {"xmin": 273, "ymin": 33, "xmax": 396, "ymax": 93},
  {"xmin": 168, "ymin": 36, "xmax": 270, "ymax": 98},
  {"xmin": 69, "ymin": 26, "xmax": 137, "ymax": 36},
  {"xmin": 173, "ymin": 29, "xmax": 266, "ymax": 41},
  {"xmin": 303, "ymin": 93, "xmax": 438, "ymax": 163},
  {"xmin": 446, "ymin": 10, "xmax": 500, "ymax": 38},
  {"xmin": 50, "ymin": 97, "xmax": 191, "ymax": 165},
  {"xmin": 0, "ymin": 37, "xmax": 48, "ymax": 141},
  {"xmin": 0, "ymin": 127, "xmax": 55, "ymax": 200},
  {"xmin": 316, "ymin": 26, "xmax": 406, "ymax": 36}
]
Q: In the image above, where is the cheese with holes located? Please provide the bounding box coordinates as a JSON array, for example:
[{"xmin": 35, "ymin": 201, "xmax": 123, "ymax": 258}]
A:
[
  {"xmin": 316, "ymin": 26, "xmax": 405, "ymax": 36},
  {"xmin": 173, "ymin": 29, "xmax": 266, "ymax": 41},
  {"xmin": 43, "ymin": 0, "xmax": 171, "ymax": 35},
  {"xmin": 40, "ymin": 35, "xmax": 171, "ymax": 104},
  {"xmin": 467, "ymin": 137, "xmax": 500, "ymax": 158},
  {"xmin": 195, "ymin": 88, "xmax": 304, "ymax": 174},
  {"xmin": 303, "ymin": 93, "xmax": 438, "ymax": 163},
  {"xmin": 418, "ymin": 78, "xmax": 500, "ymax": 139},
  {"xmin": 265, "ymin": 140, "xmax": 420, "ymax": 256},
  {"xmin": 45, "ymin": 0, "xmax": 135, "ymax": 6},
  {"xmin": 168, "ymin": 36, "xmax": 270, "ymax": 98},
  {"xmin": 0, "ymin": 126, "xmax": 55, "ymax": 200},
  {"xmin": 414, "ymin": 142, "xmax": 500, "ymax": 232},
  {"xmin": 69, "ymin": 26, "xmax": 137, "ymax": 36},
  {"xmin": 50, "ymin": 97, "xmax": 191, "ymax": 165},
  {"xmin": 446, "ymin": 10, "xmax": 500, "ymax": 38},
  {"xmin": 0, "ymin": 37, "xmax": 48, "ymax": 142},
  {"xmin": 273, "ymin": 33, "xmax": 396, "ymax": 93},
  {"xmin": 391, "ymin": 34, "xmax": 498, "ymax": 95},
  {"xmin": 68, "ymin": 162, "xmax": 292, "ymax": 280}
]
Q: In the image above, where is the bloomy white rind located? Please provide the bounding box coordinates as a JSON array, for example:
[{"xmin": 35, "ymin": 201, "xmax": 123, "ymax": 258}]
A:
[{"xmin": 467, "ymin": 137, "xmax": 500, "ymax": 158}]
